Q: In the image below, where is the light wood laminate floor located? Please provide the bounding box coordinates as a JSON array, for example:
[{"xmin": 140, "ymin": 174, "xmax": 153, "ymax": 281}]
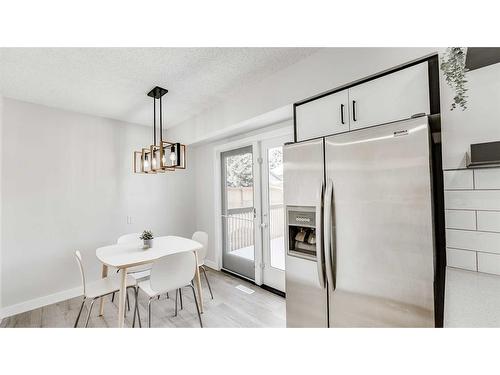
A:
[{"xmin": 0, "ymin": 269, "xmax": 286, "ymax": 328}]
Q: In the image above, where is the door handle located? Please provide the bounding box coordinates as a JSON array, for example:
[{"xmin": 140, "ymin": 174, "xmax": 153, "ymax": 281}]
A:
[
  {"xmin": 352, "ymin": 100, "xmax": 357, "ymax": 122},
  {"xmin": 316, "ymin": 182, "xmax": 326, "ymax": 288},
  {"xmin": 340, "ymin": 104, "xmax": 345, "ymax": 125},
  {"xmin": 323, "ymin": 179, "xmax": 335, "ymax": 291}
]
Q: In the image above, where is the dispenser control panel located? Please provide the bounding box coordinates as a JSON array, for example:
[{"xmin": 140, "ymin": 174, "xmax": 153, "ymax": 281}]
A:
[{"xmin": 286, "ymin": 206, "xmax": 317, "ymax": 260}]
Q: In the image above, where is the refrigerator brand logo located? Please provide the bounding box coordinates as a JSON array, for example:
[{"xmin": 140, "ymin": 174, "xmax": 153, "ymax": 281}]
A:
[{"xmin": 394, "ymin": 130, "xmax": 408, "ymax": 137}]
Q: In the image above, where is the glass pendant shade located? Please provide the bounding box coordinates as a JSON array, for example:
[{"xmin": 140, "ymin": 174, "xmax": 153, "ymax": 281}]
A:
[
  {"xmin": 170, "ymin": 145, "xmax": 176, "ymax": 162},
  {"xmin": 158, "ymin": 142, "xmax": 175, "ymax": 171},
  {"xmin": 141, "ymin": 148, "xmax": 156, "ymax": 174},
  {"xmin": 161, "ymin": 141, "xmax": 186, "ymax": 169},
  {"xmin": 133, "ymin": 151, "xmax": 145, "ymax": 174},
  {"xmin": 150, "ymin": 145, "xmax": 166, "ymax": 173}
]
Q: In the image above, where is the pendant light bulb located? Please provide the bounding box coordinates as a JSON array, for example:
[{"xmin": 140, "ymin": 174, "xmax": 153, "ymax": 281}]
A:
[{"xmin": 170, "ymin": 145, "xmax": 177, "ymax": 163}]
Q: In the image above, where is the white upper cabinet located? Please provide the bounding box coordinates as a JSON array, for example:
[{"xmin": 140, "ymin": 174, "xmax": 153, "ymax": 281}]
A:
[
  {"xmin": 294, "ymin": 61, "xmax": 431, "ymax": 142},
  {"xmin": 348, "ymin": 62, "xmax": 430, "ymax": 130},
  {"xmin": 296, "ymin": 89, "xmax": 349, "ymax": 142}
]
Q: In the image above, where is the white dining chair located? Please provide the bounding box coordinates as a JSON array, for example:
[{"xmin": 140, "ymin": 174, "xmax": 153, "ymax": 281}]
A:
[
  {"xmin": 192, "ymin": 231, "xmax": 213, "ymax": 299},
  {"xmin": 173, "ymin": 231, "xmax": 212, "ymax": 315},
  {"xmin": 73, "ymin": 250, "xmax": 138, "ymax": 328},
  {"xmin": 111, "ymin": 233, "xmax": 164, "ymax": 308},
  {"xmin": 133, "ymin": 251, "xmax": 203, "ymax": 328}
]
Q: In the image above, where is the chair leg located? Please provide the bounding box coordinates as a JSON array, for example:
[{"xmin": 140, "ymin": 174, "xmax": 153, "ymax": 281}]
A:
[
  {"xmin": 132, "ymin": 287, "xmax": 142, "ymax": 328},
  {"xmin": 190, "ymin": 285, "xmax": 203, "ymax": 328},
  {"xmin": 85, "ymin": 298, "xmax": 97, "ymax": 328},
  {"xmin": 126, "ymin": 289, "xmax": 131, "ymax": 313},
  {"xmin": 179, "ymin": 288, "xmax": 183, "ymax": 310},
  {"xmin": 166, "ymin": 292, "xmax": 169, "ymax": 299},
  {"xmin": 137, "ymin": 293, "xmax": 142, "ymax": 328},
  {"xmin": 111, "ymin": 292, "xmax": 115, "ymax": 303},
  {"xmin": 74, "ymin": 298, "xmax": 86, "ymax": 328},
  {"xmin": 201, "ymin": 266, "xmax": 214, "ymax": 299},
  {"xmin": 148, "ymin": 298, "xmax": 153, "ymax": 328},
  {"xmin": 174, "ymin": 289, "xmax": 178, "ymax": 317}
]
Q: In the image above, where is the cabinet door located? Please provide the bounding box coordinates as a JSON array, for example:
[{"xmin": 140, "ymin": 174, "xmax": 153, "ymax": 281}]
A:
[
  {"xmin": 349, "ymin": 62, "xmax": 430, "ymax": 131},
  {"xmin": 296, "ymin": 90, "xmax": 349, "ymax": 142}
]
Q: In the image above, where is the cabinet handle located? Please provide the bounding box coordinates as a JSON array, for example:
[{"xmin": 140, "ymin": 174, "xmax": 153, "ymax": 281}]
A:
[
  {"xmin": 352, "ymin": 100, "xmax": 357, "ymax": 122},
  {"xmin": 340, "ymin": 104, "xmax": 345, "ymax": 124}
]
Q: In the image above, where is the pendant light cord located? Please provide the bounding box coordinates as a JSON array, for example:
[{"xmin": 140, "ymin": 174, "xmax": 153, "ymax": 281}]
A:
[
  {"xmin": 153, "ymin": 97, "xmax": 157, "ymax": 146},
  {"xmin": 160, "ymin": 95, "xmax": 163, "ymax": 144}
]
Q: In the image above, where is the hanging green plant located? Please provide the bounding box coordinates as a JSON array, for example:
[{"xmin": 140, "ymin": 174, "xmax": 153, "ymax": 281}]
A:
[{"xmin": 441, "ymin": 47, "xmax": 469, "ymax": 111}]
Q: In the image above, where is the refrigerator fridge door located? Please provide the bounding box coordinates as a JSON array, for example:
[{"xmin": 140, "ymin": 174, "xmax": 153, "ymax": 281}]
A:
[
  {"xmin": 325, "ymin": 117, "xmax": 435, "ymax": 327},
  {"xmin": 284, "ymin": 138, "xmax": 328, "ymax": 327}
]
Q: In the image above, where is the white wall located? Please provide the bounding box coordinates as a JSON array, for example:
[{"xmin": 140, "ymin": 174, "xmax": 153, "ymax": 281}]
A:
[{"xmin": 0, "ymin": 98, "xmax": 195, "ymax": 316}]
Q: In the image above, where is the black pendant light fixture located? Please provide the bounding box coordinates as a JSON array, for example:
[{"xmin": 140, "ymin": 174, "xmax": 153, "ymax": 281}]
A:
[{"xmin": 134, "ymin": 86, "xmax": 186, "ymax": 174}]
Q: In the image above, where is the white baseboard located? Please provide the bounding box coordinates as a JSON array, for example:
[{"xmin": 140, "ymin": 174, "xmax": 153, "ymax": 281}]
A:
[
  {"xmin": 204, "ymin": 259, "xmax": 220, "ymax": 271},
  {"xmin": 0, "ymin": 286, "xmax": 82, "ymax": 320}
]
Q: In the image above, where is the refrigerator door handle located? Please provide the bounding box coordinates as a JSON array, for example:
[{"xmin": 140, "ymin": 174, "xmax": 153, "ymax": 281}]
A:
[
  {"xmin": 323, "ymin": 179, "xmax": 336, "ymax": 290},
  {"xmin": 316, "ymin": 182, "xmax": 326, "ymax": 288}
]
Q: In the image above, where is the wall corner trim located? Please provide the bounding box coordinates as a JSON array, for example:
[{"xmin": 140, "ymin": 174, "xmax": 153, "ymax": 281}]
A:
[{"xmin": 203, "ymin": 259, "xmax": 220, "ymax": 271}]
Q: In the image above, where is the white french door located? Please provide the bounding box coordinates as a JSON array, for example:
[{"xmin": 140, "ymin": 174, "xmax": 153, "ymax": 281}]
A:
[
  {"xmin": 217, "ymin": 132, "xmax": 291, "ymax": 293},
  {"xmin": 221, "ymin": 145, "xmax": 258, "ymax": 281},
  {"xmin": 260, "ymin": 135, "xmax": 290, "ymax": 293}
]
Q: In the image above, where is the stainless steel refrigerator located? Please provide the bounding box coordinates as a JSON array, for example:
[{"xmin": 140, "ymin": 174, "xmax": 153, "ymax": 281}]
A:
[{"xmin": 284, "ymin": 117, "xmax": 436, "ymax": 327}]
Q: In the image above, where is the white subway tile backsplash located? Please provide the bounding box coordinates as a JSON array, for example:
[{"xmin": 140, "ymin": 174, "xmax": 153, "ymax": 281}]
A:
[
  {"xmin": 477, "ymin": 211, "xmax": 500, "ymax": 232},
  {"xmin": 445, "ymin": 190, "xmax": 500, "ymax": 210},
  {"xmin": 442, "ymin": 169, "xmax": 500, "ymax": 274},
  {"xmin": 444, "ymin": 170, "xmax": 474, "ymax": 190},
  {"xmin": 477, "ymin": 252, "xmax": 500, "ymax": 275},
  {"xmin": 447, "ymin": 248, "xmax": 477, "ymax": 271},
  {"xmin": 474, "ymin": 168, "xmax": 500, "ymax": 189},
  {"xmin": 446, "ymin": 229, "xmax": 500, "ymax": 254},
  {"xmin": 445, "ymin": 210, "xmax": 476, "ymax": 230}
]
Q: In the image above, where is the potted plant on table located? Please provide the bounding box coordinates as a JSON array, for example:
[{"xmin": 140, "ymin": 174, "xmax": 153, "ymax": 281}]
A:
[{"xmin": 140, "ymin": 230, "xmax": 154, "ymax": 249}]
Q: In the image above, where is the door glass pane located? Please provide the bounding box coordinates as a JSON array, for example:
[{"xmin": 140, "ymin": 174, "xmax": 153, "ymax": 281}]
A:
[
  {"xmin": 221, "ymin": 146, "xmax": 255, "ymax": 280},
  {"xmin": 267, "ymin": 146, "xmax": 285, "ymax": 270}
]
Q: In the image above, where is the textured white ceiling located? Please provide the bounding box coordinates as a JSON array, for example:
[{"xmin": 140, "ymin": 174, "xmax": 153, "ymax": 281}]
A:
[{"xmin": 0, "ymin": 48, "xmax": 319, "ymax": 127}]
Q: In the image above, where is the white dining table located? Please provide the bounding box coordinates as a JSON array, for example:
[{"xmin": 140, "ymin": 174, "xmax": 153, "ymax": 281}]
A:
[{"xmin": 96, "ymin": 235, "xmax": 204, "ymax": 328}]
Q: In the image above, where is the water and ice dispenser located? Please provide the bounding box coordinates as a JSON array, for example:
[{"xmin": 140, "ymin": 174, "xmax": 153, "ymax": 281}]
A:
[{"xmin": 286, "ymin": 206, "xmax": 318, "ymax": 260}]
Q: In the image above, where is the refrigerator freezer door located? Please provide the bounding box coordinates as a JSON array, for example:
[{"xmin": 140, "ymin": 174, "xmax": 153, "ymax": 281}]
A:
[
  {"xmin": 325, "ymin": 117, "xmax": 435, "ymax": 327},
  {"xmin": 284, "ymin": 139, "xmax": 328, "ymax": 327}
]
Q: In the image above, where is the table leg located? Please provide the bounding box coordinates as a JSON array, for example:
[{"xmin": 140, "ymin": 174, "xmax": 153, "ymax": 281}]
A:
[
  {"xmin": 117, "ymin": 268, "xmax": 127, "ymax": 328},
  {"xmin": 98, "ymin": 264, "xmax": 108, "ymax": 316},
  {"xmin": 193, "ymin": 252, "xmax": 204, "ymax": 314}
]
